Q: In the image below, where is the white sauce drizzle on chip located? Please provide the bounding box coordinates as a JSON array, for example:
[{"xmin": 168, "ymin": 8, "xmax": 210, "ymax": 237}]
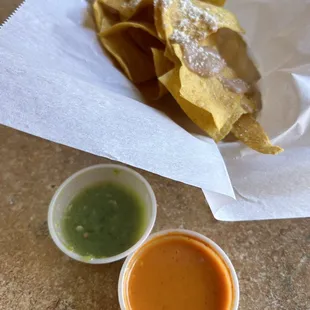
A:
[{"xmin": 171, "ymin": 30, "xmax": 226, "ymax": 77}]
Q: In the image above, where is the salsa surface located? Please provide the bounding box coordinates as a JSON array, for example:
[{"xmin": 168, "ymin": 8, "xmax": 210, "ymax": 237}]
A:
[
  {"xmin": 62, "ymin": 182, "xmax": 146, "ymax": 258},
  {"xmin": 127, "ymin": 234, "xmax": 233, "ymax": 310}
]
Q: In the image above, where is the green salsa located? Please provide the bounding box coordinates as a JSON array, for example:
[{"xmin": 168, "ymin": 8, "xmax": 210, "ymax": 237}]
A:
[{"xmin": 62, "ymin": 182, "xmax": 146, "ymax": 258}]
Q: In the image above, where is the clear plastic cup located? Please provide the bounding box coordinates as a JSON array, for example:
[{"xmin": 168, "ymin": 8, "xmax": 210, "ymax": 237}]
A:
[
  {"xmin": 48, "ymin": 164, "xmax": 157, "ymax": 264},
  {"xmin": 118, "ymin": 229, "xmax": 239, "ymax": 310}
]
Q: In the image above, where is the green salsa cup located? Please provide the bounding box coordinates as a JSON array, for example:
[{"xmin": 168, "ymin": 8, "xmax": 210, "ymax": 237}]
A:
[{"xmin": 48, "ymin": 164, "xmax": 157, "ymax": 264}]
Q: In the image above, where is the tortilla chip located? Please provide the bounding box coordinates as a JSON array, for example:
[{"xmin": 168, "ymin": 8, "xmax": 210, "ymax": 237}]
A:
[
  {"xmin": 159, "ymin": 68, "xmax": 243, "ymax": 141},
  {"xmin": 201, "ymin": 0, "xmax": 226, "ymax": 6},
  {"xmin": 127, "ymin": 27, "xmax": 164, "ymax": 57},
  {"xmin": 102, "ymin": 21, "xmax": 160, "ymax": 38},
  {"xmin": 172, "ymin": 32, "xmax": 256, "ymax": 131},
  {"xmin": 215, "ymin": 28, "xmax": 260, "ymax": 84},
  {"xmin": 100, "ymin": 22, "xmax": 162, "ymax": 83},
  {"xmin": 154, "ymin": 0, "xmax": 181, "ymax": 67},
  {"xmin": 130, "ymin": 4, "xmax": 154, "ymax": 23},
  {"xmin": 137, "ymin": 79, "xmax": 164, "ymax": 99},
  {"xmin": 179, "ymin": 64, "xmax": 247, "ymax": 130},
  {"xmin": 93, "ymin": 0, "xmax": 120, "ymax": 33},
  {"xmin": 99, "ymin": 0, "xmax": 152, "ymax": 21},
  {"xmin": 158, "ymin": 0, "xmax": 243, "ymax": 45},
  {"xmin": 152, "ymin": 48, "xmax": 174, "ymax": 98},
  {"xmin": 154, "ymin": 0, "xmax": 167, "ymax": 41},
  {"xmin": 99, "ymin": 35, "xmax": 155, "ymax": 83},
  {"xmin": 93, "ymin": 1, "xmax": 105, "ymax": 31},
  {"xmin": 152, "ymin": 48, "xmax": 174, "ymax": 77},
  {"xmin": 232, "ymin": 114, "xmax": 283, "ymax": 154},
  {"xmin": 154, "ymin": 0, "xmax": 244, "ymax": 73},
  {"xmin": 191, "ymin": 0, "xmax": 243, "ymax": 34}
]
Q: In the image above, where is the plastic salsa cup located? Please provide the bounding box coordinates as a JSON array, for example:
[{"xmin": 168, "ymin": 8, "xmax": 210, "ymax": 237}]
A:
[
  {"xmin": 118, "ymin": 229, "xmax": 239, "ymax": 310},
  {"xmin": 48, "ymin": 164, "xmax": 157, "ymax": 264}
]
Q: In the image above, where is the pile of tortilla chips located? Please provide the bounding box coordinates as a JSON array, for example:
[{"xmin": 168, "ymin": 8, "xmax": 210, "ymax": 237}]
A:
[{"xmin": 93, "ymin": 0, "xmax": 283, "ymax": 154}]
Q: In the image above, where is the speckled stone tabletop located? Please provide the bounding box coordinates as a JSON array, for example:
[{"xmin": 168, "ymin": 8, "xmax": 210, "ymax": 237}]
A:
[{"xmin": 1, "ymin": 2, "xmax": 310, "ymax": 310}]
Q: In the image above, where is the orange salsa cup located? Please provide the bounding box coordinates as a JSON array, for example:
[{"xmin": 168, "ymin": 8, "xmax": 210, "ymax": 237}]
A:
[{"xmin": 118, "ymin": 229, "xmax": 239, "ymax": 310}]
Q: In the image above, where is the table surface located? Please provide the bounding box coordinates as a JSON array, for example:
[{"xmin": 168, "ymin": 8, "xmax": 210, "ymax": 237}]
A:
[{"xmin": 1, "ymin": 1, "xmax": 310, "ymax": 310}]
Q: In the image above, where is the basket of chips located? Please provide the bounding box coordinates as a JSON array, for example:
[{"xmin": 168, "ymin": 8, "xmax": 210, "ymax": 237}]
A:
[{"xmin": 93, "ymin": 0, "xmax": 283, "ymax": 154}]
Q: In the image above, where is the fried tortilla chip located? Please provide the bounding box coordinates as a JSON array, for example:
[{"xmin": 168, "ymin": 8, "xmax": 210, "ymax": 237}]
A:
[
  {"xmin": 216, "ymin": 28, "xmax": 260, "ymax": 84},
  {"xmin": 152, "ymin": 48, "xmax": 174, "ymax": 77},
  {"xmin": 136, "ymin": 79, "xmax": 164, "ymax": 99},
  {"xmin": 179, "ymin": 64, "xmax": 247, "ymax": 130},
  {"xmin": 155, "ymin": 0, "xmax": 244, "ymax": 72},
  {"xmin": 99, "ymin": 34, "xmax": 155, "ymax": 83},
  {"xmin": 201, "ymin": 0, "xmax": 226, "ymax": 6},
  {"xmin": 100, "ymin": 22, "xmax": 163, "ymax": 83},
  {"xmin": 152, "ymin": 48, "xmax": 174, "ymax": 98},
  {"xmin": 99, "ymin": 0, "xmax": 152, "ymax": 21},
  {"xmin": 135, "ymin": 48, "xmax": 174, "ymax": 99},
  {"xmin": 157, "ymin": 0, "xmax": 243, "ymax": 45},
  {"xmin": 130, "ymin": 4, "xmax": 154, "ymax": 23},
  {"xmin": 171, "ymin": 31, "xmax": 256, "ymax": 130},
  {"xmin": 101, "ymin": 21, "xmax": 160, "ymax": 39},
  {"xmin": 154, "ymin": 0, "xmax": 166, "ymax": 41},
  {"xmin": 93, "ymin": 0, "xmax": 105, "ymax": 31},
  {"xmin": 159, "ymin": 68, "xmax": 244, "ymax": 141},
  {"xmin": 127, "ymin": 27, "xmax": 164, "ymax": 57},
  {"xmin": 93, "ymin": 0, "xmax": 120, "ymax": 32},
  {"xmin": 232, "ymin": 114, "xmax": 283, "ymax": 154},
  {"xmin": 154, "ymin": 0, "xmax": 186, "ymax": 66}
]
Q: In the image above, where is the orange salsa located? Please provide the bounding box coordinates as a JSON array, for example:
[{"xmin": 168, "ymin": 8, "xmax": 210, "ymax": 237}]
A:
[{"xmin": 125, "ymin": 234, "xmax": 233, "ymax": 310}]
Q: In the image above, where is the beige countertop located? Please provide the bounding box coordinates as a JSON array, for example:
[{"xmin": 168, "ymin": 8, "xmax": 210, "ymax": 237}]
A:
[{"xmin": 1, "ymin": 2, "xmax": 310, "ymax": 310}]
